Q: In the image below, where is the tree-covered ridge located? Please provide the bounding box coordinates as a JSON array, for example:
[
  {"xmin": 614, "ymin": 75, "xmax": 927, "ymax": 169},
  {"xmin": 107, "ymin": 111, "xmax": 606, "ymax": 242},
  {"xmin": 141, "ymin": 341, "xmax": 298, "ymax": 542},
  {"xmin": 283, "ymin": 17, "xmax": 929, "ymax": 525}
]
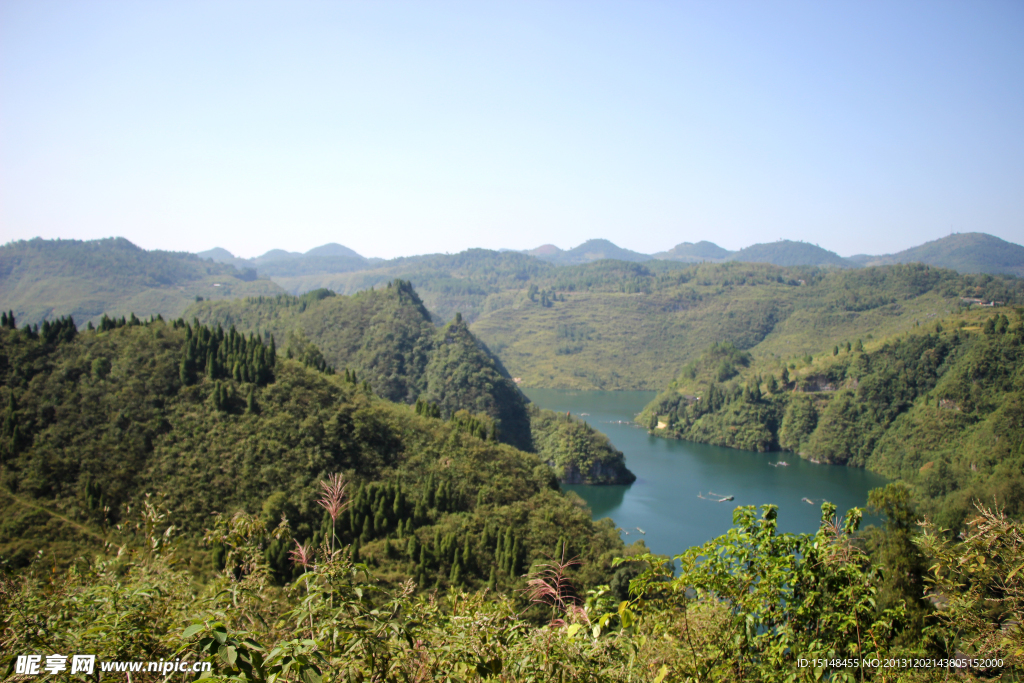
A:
[
  {"xmin": 0, "ymin": 237, "xmax": 284, "ymax": 328},
  {"xmin": 529, "ymin": 406, "xmax": 636, "ymax": 485},
  {"xmin": 185, "ymin": 280, "xmax": 534, "ymax": 451},
  {"xmin": 640, "ymin": 308, "xmax": 1024, "ymax": 527},
  {"xmin": 0, "ymin": 319, "xmax": 631, "ymax": 593}
]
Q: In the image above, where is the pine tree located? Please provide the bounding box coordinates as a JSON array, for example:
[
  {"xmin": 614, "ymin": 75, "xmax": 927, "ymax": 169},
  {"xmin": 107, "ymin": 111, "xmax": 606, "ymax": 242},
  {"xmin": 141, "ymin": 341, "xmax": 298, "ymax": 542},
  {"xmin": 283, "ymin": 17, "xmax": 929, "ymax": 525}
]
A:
[
  {"xmin": 449, "ymin": 559, "xmax": 462, "ymax": 586},
  {"xmin": 510, "ymin": 538, "xmax": 522, "ymax": 575},
  {"xmin": 3, "ymin": 390, "xmax": 17, "ymax": 459},
  {"xmin": 407, "ymin": 535, "xmax": 420, "ymax": 561},
  {"xmin": 418, "ymin": 544, "xmax": 429, "ymax": 569},
  {"xmin": 393, "ymin": 489, "xmax": 403, "ymax": 519}
]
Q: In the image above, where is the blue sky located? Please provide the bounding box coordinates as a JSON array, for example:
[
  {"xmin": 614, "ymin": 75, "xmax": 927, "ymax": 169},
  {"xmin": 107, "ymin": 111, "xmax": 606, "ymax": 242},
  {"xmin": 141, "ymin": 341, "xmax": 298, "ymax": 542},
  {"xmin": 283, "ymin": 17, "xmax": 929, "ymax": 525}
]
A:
[{"xmin": 2, "ymin": 1, "xmax": 1022, "ymax": 259}]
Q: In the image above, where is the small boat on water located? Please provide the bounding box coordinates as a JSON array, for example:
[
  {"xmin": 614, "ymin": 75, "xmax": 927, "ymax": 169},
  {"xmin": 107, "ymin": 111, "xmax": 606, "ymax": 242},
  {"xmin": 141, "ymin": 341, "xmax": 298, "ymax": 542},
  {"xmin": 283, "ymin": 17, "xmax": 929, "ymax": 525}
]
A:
[
  {"xmin": 699, "ymin": 491, "xmax": 735, "ymax": 502},
  {"xmin": 635, "ymin": 527, "xmax": 646, "ymax": 535},
  {"xmin": 802, "ymin": 497, "xmax": 815, "ymax": 505},
  {"xmin": 768, "ymin": 461, "xmax": 790, "ymax": 468}
]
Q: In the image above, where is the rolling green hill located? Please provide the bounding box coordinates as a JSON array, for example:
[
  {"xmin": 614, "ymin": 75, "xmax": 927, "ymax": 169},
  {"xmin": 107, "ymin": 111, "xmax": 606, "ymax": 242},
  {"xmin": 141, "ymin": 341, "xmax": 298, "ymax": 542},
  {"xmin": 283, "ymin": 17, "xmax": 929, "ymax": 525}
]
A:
[
  {"xmin": 728, "ymin": 240, "xmax": 853, "ymax": 268},
  {"xmin": 0, "ymin": 238, "xmax": 283, "ymax": 328},
  {"xmin": 850, "ymin": 232, "xmax": 1024, "ymax": 276},
  {"xmin": 653, "ymin": 240, "xmax": 732, "ymax": 262},
  {"xmin": 470, "ymin": 261, "xmax": 1024, "ymax": 390}
]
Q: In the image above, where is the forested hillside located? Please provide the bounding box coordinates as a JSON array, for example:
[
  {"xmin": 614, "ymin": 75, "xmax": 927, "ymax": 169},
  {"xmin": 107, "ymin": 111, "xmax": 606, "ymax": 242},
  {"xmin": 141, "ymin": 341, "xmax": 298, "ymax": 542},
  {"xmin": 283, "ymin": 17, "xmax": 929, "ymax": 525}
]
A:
[
  {"xmin": 0, "ymin": 316, "xmax": 631, "ymax": 594},
  {"xmin": 640, "ymin": 308, "xmax": 1024, "ymax": 528},
  {"xmin": 472, "ymin": 261, "xmax": 1024, "ymax": 390},
  {"xmin": 183, "ymin": 281, "xmax": 634, "ymax": 484},
  {"xmin": 0, "ymin": 238, "xmax": 283, "ymax": 328},
  {"xmin": 185, "ymin": 280, "xmax": 535, "ymax": 451}
]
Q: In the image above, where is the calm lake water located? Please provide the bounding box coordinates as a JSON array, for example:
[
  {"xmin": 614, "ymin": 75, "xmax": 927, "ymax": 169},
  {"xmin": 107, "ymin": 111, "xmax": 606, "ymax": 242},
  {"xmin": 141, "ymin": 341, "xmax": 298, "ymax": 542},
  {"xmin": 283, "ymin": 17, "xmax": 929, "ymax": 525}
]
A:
[{"xmin": 524, "ymin": 388, "xmax": 890, "ymax": 557}]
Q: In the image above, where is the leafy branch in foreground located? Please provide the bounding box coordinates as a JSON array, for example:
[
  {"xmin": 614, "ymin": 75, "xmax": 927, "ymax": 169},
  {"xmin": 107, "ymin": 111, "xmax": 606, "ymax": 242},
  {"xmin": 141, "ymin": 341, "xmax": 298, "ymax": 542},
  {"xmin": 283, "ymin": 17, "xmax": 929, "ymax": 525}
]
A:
[{"xmin": 917, "ymin": 503, "xmax": 1024, "ymax": 669}]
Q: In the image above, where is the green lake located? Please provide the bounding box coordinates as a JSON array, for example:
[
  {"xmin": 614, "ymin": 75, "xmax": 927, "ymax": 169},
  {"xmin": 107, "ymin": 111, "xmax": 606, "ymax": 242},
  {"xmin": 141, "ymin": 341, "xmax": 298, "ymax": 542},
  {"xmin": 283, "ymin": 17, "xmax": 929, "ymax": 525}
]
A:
[{"xmin": 524, "ymin": 388, "xmax": 890, "ymax": 556}]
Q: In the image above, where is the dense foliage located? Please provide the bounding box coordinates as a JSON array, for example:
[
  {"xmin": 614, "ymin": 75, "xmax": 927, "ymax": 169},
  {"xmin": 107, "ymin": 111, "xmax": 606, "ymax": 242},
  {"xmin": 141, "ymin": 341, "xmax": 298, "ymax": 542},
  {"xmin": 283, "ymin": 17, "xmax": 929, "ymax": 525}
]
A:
[
  {"xmin": 3, "ymin": 492, "xmax": 1019, "ymax": 681},
  {"xmin": 0, "ymin": 320, "xmax": 629, "ymax": 591}
]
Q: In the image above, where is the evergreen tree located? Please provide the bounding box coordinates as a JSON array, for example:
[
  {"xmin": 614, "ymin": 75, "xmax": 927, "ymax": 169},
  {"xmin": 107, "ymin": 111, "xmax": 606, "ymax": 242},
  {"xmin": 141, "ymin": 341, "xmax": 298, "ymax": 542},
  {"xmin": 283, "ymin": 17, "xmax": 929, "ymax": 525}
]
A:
[
  {"xmin": 449, "ymin": 559, "xmax": 462, "ymax": 586},
  {"xmin": 418, "ymin": 544, "xmax": 429, "ymax": 569},
  {"xmin": 407, "ymin": 535, "xmax": 420, "ymax": 561}
]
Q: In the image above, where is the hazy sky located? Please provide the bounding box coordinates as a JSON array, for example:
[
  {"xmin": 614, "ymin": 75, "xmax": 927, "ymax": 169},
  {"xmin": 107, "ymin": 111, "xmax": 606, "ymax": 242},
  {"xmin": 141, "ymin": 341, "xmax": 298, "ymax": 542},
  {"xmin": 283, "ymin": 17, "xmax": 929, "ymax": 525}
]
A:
[{"xmin": 2, "ymin": 1, "xmax": 1022, "ymax": 259}]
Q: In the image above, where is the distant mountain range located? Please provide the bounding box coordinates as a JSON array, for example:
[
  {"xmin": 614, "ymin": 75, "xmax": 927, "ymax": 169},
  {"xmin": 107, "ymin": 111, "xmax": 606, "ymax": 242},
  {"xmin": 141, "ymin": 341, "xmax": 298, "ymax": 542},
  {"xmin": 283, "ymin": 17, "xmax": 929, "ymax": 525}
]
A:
[
  {"xmin": 525, "ymin": 239, "xmax": 652, "ymax": 265},
  {"xmin": 522, "ymin": 233, "xmax": 1023, "ymax": 275},
  {"xmin": 199, "ymin": 232, "xmax": 1024, "ymax": 277},
  {"xmin": 197, "ymin": 243, "xmax": 383, "ymax": 277},
  {"xmin": 3, "ymin": 231, "xmax": 1021, "ymax": 328}
]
